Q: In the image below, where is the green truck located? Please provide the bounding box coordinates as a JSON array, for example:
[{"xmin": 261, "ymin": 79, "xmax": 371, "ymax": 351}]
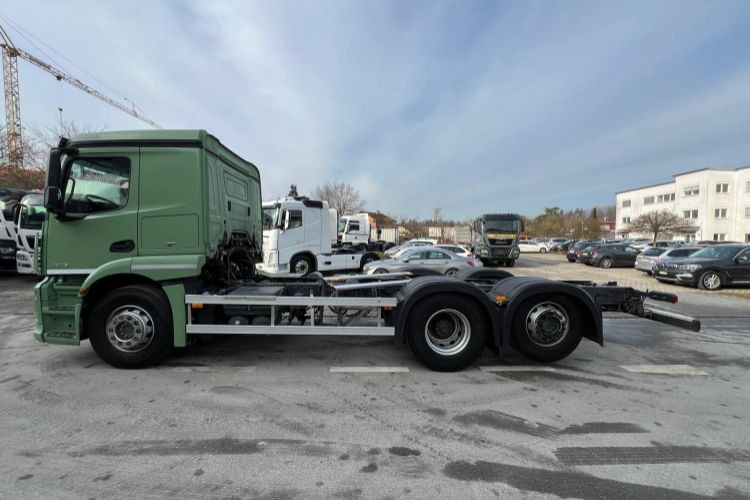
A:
[{"xmin": 34, "ymin": 130, "xmax": 698, "ymax": 370}]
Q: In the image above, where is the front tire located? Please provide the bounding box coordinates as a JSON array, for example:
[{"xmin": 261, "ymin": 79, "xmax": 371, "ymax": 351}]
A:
[
  {"xmin": 599, "ymin": 257, "xmax": 613, "ymax": 269},
  {"xmin": 406, "ymin": 295, "xmax": 487, "ymax": 371},
  {"xmin": 88, "ymin": 285, "xmax": 173, "ymax": 368},
  {"xmin": 540, "ymin": 248, "xmax": 547, "ymax": 253},
  {"xmin": 698, "ymin": 271, "xmax": 723, "ymax": 290},
  {"xmin": 505, "ymin": 259, "xmax": 516, "ymax": 268},
  {"xmin": 290, "ymin": 254, "xmax": 314, "ymax": 275},
  {"xmin": 510, "ymin": 295, "xmax": 583, "ymax": 363}
]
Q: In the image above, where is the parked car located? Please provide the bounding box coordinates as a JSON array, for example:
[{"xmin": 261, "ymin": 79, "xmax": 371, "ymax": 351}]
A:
[
  {"xmin": 567, "ymin": 240, "xmax": 590, "ymax": 262},
  {"xmin": 539, "ymin": 237, "xmax": 567, "ymax": 251},
  {"xmin": 651, "ymin": 244, "xmax": 750, "ymax": 290},
  {"xmin": 578, "ymin": 243, "xmax": 605, "ymax": 265},
  {"xmin": 551, "ymin": 239, "xmax": 573, "ymax": 252},
  {"xmin": 436, "ymin": 244, "xmax": 474, "ymax": 259},
  {"xmin": 589, "ymin": 244, "xmax": 640, "ymax": 268},
  {"xmin": 518, "ymin": 241, "xmax": 546, "ymax": 253},
  {"xmin": 364, "ymin": 246, "xmax": 481, "ymax": 276},
  {"xmin": 384, "ymin": 238, "xmax": 438, "ymax": 257},
  {"xmin": 631, "ymin": 240, "xmax": 685, "ymax": 250},
  {"xmin": 635, "ymin": 247, "xmax": 666, "ymax": 274},
  {"xmin": 656, "ymin": 246, "xmax": 702, "ymax": 264}
]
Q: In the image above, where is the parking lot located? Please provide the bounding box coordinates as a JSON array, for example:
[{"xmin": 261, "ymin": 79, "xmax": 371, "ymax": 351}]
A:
[{"xmin": 1, "ymin": 259, "xmax": 749, "ymax": 499}]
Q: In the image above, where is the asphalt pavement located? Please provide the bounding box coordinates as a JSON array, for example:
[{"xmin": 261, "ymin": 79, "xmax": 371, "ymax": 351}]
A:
[{"xmin": 1, "ymin": 266, "xmax": 749, "ymax": 499}]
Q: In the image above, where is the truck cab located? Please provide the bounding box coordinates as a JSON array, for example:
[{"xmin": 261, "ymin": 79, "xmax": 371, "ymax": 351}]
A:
[
  {"xmin": 471, "ymin": 213, "xmax": 523, "ymax": 267},
  {"xmin": 338, "ymin": 213, "xmax": 371, "ymax": 249},
  {"xmin": 15, "ymin": 193, "xmax": 45, "ymax": 274},
  {"xmin": 259, "ymin": 197, "xmax": 378, "ymax": 275}
]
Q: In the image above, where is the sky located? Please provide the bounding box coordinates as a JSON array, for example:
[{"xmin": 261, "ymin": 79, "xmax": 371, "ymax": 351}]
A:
[{"xmin": 3, "ymin": 0, "xmax": 750, "ymax": 219}]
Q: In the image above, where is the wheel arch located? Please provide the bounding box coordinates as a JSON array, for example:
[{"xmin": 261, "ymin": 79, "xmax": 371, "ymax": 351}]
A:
[
  {"xmin": 491, "ymin": 277, "xmax": 603, "ymax": 347},
  {"xmin": 394, "ymin": 276, "xmax": 500, "ymax": 349}
]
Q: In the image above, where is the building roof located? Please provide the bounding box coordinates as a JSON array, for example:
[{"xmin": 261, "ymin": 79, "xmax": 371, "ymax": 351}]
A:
[{"xmin": 615, "ymin": 164, "xmax": 750, "ymax": 195}]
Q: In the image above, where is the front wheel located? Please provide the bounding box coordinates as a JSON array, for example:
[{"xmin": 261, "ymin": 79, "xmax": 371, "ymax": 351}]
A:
[
  {"xmin": 505, "ymin": 259, "xmax": 516, "ymax": 268},
  {"xmin": 540, "ymin": 248, "xmax": 547, "ymax": 253},
  {"xmin": 599, "ymin": 258, "xmax": 613, "ymax": 269},
  {"xmin": 290, "ymin": 254, "xmax": 314, "ymax": 275},
  {"xmin": 88, "ymin": 285, "xmax": 174, "ymax": 368},
  {"xmin": 698, "ymin": 271, "xmax": 723, "ymax": 290},
  {"xmin": 510, "ymin": 295, "xmax": 583, "ymax": 363},
  {"xmin": 406, "ymin": 295, "xmax": 487, "ymax": 371}
]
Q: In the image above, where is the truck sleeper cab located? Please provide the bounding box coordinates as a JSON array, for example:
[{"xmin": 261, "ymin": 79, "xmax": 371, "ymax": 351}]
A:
[{"xmin": 34, "ymin": 130, "xmax": 699, "ymax": 371}]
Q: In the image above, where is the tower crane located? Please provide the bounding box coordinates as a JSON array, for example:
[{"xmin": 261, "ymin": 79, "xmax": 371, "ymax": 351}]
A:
[{"xmin": 1, "ymin": 22, "xmax": 161, "ymax": 169}]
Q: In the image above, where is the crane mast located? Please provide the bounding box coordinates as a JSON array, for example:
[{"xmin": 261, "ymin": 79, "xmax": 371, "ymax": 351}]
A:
[{"xmin": 1, "ymin": 22, "xmax": 160, "ymax": 169}]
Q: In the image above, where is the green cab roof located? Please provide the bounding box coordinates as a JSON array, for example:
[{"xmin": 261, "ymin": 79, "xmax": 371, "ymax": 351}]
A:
[{"xmin": 67, "ymin": 129, "xmax": 259, "ymax": 180}]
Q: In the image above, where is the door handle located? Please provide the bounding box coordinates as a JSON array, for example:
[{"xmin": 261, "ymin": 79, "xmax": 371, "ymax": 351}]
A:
[{"xmin": 110, "ymin": 240, "xmax": 135, "ymax": 253}]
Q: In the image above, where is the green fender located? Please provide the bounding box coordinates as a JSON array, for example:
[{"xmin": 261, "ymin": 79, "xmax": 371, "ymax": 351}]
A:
[{"xmin": 79, "ymin": 254, "xmax": 206, "ymax": 347}]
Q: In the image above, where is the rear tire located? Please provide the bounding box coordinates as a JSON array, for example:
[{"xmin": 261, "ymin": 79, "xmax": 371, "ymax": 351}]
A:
[
  {"xmin": 406, "ymin": 294, "xmax": 487, "ymax": 371},
  {"xmin": 510, "ymin": 295, "xmax": 583, "ymax": 363},
  {"xmin": 444, "ymin": 268, "xmax": 459, "ymax": 277},
  {"xmin": 540, "ymin": 248, "xmax": 547, "ymax": 253},
  {"xmin": 567, "ymin": 258, "xmax": 575, "ymax": 263},
  {"xmin": 88, "ymin": 285, "xmax": 173, "ymax": 368},
  {"xmin": 599, "ymin": 258, "xmax": 613, "ymax": 269}
]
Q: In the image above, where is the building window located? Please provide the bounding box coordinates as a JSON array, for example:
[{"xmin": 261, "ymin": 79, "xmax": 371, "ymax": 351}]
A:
[
  {"xmin": 714, "ymin": 233, "xmax": 726, "ymax": 241},
  {"xmin": 746, "ymin": 234, "xmax": 750, "ymax": 243},
  {"xmin": 683, "ymin": 209, "xmax": 698, "ymax": 219},
  {"xmin": 622, "ymin": 216, "xmax": 631, "ymax": 224},
  {"xmin": 685, "ymin": 234, "xmax": 696, "ymax": 243},
  {"xmin": 621, "ymin": 199, "xmax": 631, "ymax": 208},
  {"xmin": 657, "ymin": 193, "xmax": 675, "ymax": 203},
  {"xmin": 714, "ymin": 208, "xmax": 728, "ymax": 219},
  {"xmin": 683, "ymin": 185, "xmax": 699, "ymax": 197},
  {"xmin": 644, "ymin": 196, "xmax": 654, "ymax": 205},
  {"xmin": 746, "ymin": 180, "xmax": 750, "ymax": 193},
  {"xmin": 745, "ymin": 207, "xmax": 750, "ymax": 218},
  {"xmin": 716, "ymin": 183, "xmax": 729, "ymax": 193}
]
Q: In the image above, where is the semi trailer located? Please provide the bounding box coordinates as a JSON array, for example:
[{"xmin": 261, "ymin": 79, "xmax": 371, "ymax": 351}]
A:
[
  {"xmin": 33, "ymin": 130, "xmax": 699, "ymax": 371},
  {"xmin": 258, "ymin": 195, "xmax": 379, "ymax": 275}
]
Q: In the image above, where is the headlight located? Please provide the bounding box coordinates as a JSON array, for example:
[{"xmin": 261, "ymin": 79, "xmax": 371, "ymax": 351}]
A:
[
  {"xmin": 0, "ymin": 247, "xmax": 14, "ymax": 255},
  {"xmin": 510, "ymin": 247, "xmax": 520, "ymax": 258},
  {"xmin": 677, "ymin": 264, "xmax": 701, "ymax": 271},
  {"xmin": 478, "ymin": 247, "xmax": 489, "ymax": 256}
]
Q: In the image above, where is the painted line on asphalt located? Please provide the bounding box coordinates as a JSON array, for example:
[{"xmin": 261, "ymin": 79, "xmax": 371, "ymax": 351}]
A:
[
  {"xmin": 480, "ymin": 366, "xmax": 557, "ymax": 372},
  {"xmin": 169, "ymin": 366, "xmax": 257, "ymax": 373},
  {"xmin": 620, "ymin": 364, "xmax": 709, "ymax": 376},
  {"xmin": 330, "ymin": 366, "xmax": 410, "ymax": 373}
]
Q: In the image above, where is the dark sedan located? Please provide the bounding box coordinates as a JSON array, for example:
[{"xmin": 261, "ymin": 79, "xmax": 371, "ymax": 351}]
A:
[
  {"xmin": 566, "ymin": 240, "xmax": 590, "ymax": 262},
  {"xmin": 652, "ymin": 244, "xmax": 750, "ymax": 290},
  {"xmin": 578, "ymin": 243, "xmax": 604, "ymax": 265},
  {"xmin": 590, "ymin": 244, "xmax": 640, "ymax": 268}
]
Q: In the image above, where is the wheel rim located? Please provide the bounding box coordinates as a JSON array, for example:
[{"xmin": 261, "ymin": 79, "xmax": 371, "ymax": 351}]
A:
[
  {"xmin": 602, "ymin": 259, "xmax": 611, "ymax": 268},
  {"xmin": 445, "ymin": 269, "xmax": 458, "ymax": 277},
  {"xmin": 703, "ymin": 273, "xmax": 720, "ymax": 289},
  {"xmin": 374, "ymin": 268, "xmax": 388, "ymax": 274},
  {"xmin": 525, "ymin": 302, "xmax": 569, "ymax": 347},
  {"xmin": 294, "ymin": 259, "xmax": 310, "ymax": 274},
  {"xmin": 106, "ymin": 305, "xmax": 155, "ymax": 353},
  {"xmin": 424, "ymin": 309, "xmax": 471, "ymax": 356}
]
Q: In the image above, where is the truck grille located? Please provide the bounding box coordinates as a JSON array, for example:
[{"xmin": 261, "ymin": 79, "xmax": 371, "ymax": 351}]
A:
[{"xmin": 488, "ymin": 238, "xmax": 513, "ymax": 246}]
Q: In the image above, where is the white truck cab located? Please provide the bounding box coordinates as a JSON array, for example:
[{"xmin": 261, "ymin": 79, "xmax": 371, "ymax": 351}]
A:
[
  {"xmin": 0, "ymin": 187, "xmax": 27, "ymax": 271},
  {"xmin": 15, "ymin": 193, "xmax": 45, "ymax": 274},
  {"xmin": 338, "ymin": 213, "xmax": 372, "ymax": 249},
  {"xmin": 259, "ymin": 196, "xmax": 378, "ymax": 275}
]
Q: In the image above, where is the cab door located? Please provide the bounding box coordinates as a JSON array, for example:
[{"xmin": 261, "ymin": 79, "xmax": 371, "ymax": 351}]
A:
[
  {"xmin": 44, "ymin": 149, "xmax": 139, "ymax": 275},
  {"xmin": 278, "ymin": 208, "xmax": 303, "ymax": 265},
  {"xmin": 729, "ymin": 248, "xmax": 750, "ymax": 282}
]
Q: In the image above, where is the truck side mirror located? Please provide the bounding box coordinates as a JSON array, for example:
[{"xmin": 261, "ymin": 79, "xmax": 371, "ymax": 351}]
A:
[
  {"xmin": 282, "ymin": 210, "xmax": 290, "ymax": 230},
  {"xmin": 44, "ymin": 186, "xmax": 62, "ymax": 212},
  {"xmin": 13, "ymin": 204, "xmax": 21, "ymax": 225}
]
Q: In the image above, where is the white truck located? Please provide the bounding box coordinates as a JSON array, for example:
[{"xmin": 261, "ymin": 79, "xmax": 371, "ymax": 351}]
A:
[
  {"xmin": 15, "ymin": 193, "xmax": 45, "ymax": 274},
  {"xmin": 0, "ymin": 187, "xmax": 27, "ymax": 271},
  {"xmin": 339, "ymin": 212, "xmax": 397, "ymax": 251},
  {"xmin": 258, "ymin": 196, "xmax": 379, "ymax": 275}
]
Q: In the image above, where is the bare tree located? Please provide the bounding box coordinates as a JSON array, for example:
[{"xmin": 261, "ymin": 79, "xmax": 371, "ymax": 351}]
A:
[
  {"xmin": 626, "ymin": 210, "xmax": 698, "ymax": 242},
  {"xmin": 312, "ymin": 181, "xmax": 364, "ymax": 216}
]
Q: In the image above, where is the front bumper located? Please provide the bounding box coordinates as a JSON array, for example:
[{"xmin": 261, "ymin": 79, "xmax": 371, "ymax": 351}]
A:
[
  {"xmin": 16, "ymin": 250, "xmax": 35, "ymax": 274},
  {"xmin": 0, "ymin": 241, "xmax": 16, "ymax": 270},
  {"xmin": 652, "ymin": 268, "xmax": 698, "ymax": 284},
  {"xmin": 635, "ymin": 260, "xmax": 656, "ymax": 272}
]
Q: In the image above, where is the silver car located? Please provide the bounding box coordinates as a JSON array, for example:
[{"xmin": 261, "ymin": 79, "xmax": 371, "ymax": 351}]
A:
[
  {"xmin": 384, "ymin": 238, "xmax": 438, "ymax": 258},
  {"xmin": 364, "ymin": 246, "xmax": 482, "ymax": 276},
  {"xmin": 635, "ymin": 247, "xmax": 666, "ymax": 274}
]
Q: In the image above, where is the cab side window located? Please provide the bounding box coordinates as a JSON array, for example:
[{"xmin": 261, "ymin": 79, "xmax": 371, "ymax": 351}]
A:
[
  {"xmin": 348, "ymin": 220, "xmax": 360, "ymax": 232},
  {"xmin": 63, "ymin": 157, "xmax": 131, "ymax": 214},
  {"xmin": 288, "ymin": 210, "xmax": 303, "ymax": 229}
]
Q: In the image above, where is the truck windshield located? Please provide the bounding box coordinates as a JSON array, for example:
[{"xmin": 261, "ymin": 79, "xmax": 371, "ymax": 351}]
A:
[
  {"xmin": 20, "ymin": 204, "xmax": 46, "ymax": 230},
  {"xmin": 338, "ymin": 219, "xmax": 348, "ymax": 233},
  {"xmin": 483, "ymin": 220, "xmax": 521, "ymax": 233},
  {"xmin": 263, "ymin": 205, "xmax": 280, "ymax": 229}
]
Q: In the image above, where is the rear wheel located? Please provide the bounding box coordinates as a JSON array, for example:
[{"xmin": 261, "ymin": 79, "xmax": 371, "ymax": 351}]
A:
[
  {"xmin": 406, "ymin": 295, "xmax": 487, "ymax": 371},
  {"xmin": 540, "ymin": 248, "xmax": 547, "ymax": 253},
  {"xmin": 599, "ymin": 257, "xmax": 613, "ymax": 269},
  {"xmin": 88, "ymin": 285, "xmax": 173, "ymax": 368},
  {"xmin": 290, "ymin": 254, "xmax": 314, "ymax": 275},
  {"xmin": 360, "ymin": 253, "xmax": 378, "ymax": 270},
  {"xmin": 698, "ymin": 271, "xmax": 723, "ymax": 290},
  {"xmin": 373, "ymin": 268, "xmax": 389, "ymax": 274},
  {"xmin": 567, "ymin": 258, "xmax": 575, "ymax": 263},
  {"xmin": 444, "ymin": 268, "xmax": 459, "ymax": 277},
  {"xmin": 510, "ymin": 295, "xmax": 583, "ymax": 363}
]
